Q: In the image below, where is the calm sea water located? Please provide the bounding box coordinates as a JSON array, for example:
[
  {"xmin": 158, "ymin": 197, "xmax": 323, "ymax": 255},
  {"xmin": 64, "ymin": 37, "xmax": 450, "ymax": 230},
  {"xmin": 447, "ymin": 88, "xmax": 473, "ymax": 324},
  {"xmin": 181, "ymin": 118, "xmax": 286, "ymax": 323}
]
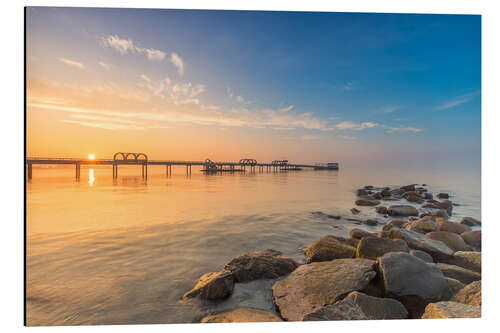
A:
[{"xmin": 26, "ymin": 165, "xmax": 480, "ymax": 326}]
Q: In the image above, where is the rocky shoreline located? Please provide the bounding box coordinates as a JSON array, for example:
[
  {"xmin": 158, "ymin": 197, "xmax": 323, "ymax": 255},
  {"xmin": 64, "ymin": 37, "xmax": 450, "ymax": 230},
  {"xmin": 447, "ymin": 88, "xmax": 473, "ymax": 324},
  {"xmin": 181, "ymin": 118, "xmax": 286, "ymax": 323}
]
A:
[{"xmin": 183, "ymin": 184, "xmax": 481, "ymax": 322}]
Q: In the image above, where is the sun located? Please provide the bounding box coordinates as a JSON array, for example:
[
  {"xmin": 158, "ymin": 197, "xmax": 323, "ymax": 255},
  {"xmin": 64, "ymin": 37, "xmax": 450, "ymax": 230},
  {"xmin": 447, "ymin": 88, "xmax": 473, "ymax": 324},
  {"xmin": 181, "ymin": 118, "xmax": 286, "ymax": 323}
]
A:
[{"xmin": 88, "ymin": 154, "xmax": 95, "ymax": 160}]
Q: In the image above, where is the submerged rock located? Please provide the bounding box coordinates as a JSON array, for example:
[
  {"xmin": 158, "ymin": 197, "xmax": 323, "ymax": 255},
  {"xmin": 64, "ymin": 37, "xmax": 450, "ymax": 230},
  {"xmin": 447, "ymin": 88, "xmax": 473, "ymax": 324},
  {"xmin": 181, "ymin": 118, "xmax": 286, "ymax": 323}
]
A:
[
  {"xmin": 356, "ymin": 236, "xmax": 408, "ymax": 260},
  {"xmin": 304, "ymin": 235, "xmax": 357, "ymax": 263},
  {"xmin": 436, "ymin": 193, "xmax": 449, "ymax": 199},
  {"xmin": 425, "ymin": 231, "xmax": 472, "ymax": 252},
  {"xmin": 225, "ymin": 249, "xmax": 298, "ymax": 282},
  {"xmin": 377, "ymin": 252, "xmax": 451, "ymax": 317},
  {"xmin": 387, "ymin": 205, "xmax": 419, "ymax": 217},
  {"xmin": 183, "ymin": 270, "xmax": 234, "ymax": 300},
  {"xmin": 201, "ymin": 308, "xmax": 283, "ymax": 323},
  {"xmin": 435, "ymin": 263, "xmax": 481, "ymax": 285},
  {"xmin": 272, "ymin": 258, "xmax": 377, "ymax": 321},
  {"xmin": 451, "ymin": 280, "xmax": 481, "ymax": 306},
  {"xmin": 421, "ymin": 301, "xmax": 480, "ymax": 319},
  {"xmin": 343, "ymin": 291, "xmax": 408, "ymax": 320}
]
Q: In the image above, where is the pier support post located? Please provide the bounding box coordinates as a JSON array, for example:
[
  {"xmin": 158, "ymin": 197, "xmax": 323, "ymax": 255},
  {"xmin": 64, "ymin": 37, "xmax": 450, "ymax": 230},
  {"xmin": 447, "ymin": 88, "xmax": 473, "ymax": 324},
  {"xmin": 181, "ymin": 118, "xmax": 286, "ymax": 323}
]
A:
[
  {"xmin": 75, "ymin": 163, "xmax": 80, "ymax": 180},
  {"xmin": 113, "ymin": 164, "xmax": 118, "ymax": 178},
  {"xmin": 27, "ymin": 163, "xmax": 32, "ymax": 180}
]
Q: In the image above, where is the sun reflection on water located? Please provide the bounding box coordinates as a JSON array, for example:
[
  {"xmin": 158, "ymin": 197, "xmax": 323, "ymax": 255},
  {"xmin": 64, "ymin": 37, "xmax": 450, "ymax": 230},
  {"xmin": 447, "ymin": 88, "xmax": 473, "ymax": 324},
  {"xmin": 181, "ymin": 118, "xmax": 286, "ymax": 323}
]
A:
[{"xmin": 88, "ymin": 168, "xmax": 95, "ymax": 186}]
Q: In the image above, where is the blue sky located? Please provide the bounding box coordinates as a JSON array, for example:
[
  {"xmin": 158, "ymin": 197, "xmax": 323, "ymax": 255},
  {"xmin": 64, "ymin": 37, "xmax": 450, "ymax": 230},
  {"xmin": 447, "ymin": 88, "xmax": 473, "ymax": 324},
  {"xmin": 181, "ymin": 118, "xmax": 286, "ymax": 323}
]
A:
[{"xmin": 26, "ymin": 7, "xmax": 481, "ymax": 168}]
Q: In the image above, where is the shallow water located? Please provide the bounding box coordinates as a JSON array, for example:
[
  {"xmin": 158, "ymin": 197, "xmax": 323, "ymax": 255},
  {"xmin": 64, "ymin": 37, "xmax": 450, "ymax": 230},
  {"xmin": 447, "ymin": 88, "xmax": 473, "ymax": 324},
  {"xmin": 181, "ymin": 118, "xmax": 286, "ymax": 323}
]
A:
[{"xmin": 26, "ymin": 165, "xmax": 480, "ymax": 325}]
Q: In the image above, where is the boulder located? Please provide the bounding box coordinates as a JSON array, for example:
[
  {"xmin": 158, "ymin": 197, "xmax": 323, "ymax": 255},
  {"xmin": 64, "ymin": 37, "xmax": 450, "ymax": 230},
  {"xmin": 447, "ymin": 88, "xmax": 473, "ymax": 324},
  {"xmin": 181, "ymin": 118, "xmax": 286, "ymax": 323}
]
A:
[
  {"xmin": 405, "ymin": 217, "xmax": 438, "ymax": 234},
  {"xmin": 435, "ymin": 263, "xmax": 481, "ymax": 285},
  {"xmin": 460, "ymin": 230, "xmax": 481, "ymax": 250},
  {"xmin": 382, "ymin": 219, "xmax": 408, "ymax": 231},
  {"xmin": 343, "ymin": 291, "xmax": 408, "ymax": 320},
  {"xmin": 350, "ymin": 228, "xmax": 377, "ymax": 240},
  {"xmin": 302, "ymin": 297, "xmax": 368, "ymax": 321},
  {"xmin": 365, "ymin": 219, "xmax": 378, "ymax": 226},
  {"xmin": 451, "ymin": 280, "xmax": 481, "ymax": 306},
  {"xmin": 446, "ymin": 277, "xmax": 466, "ymax": 296},
  {"xmin": 376, "ymin": 206, "xmax": 388, "ymax": 214},
  {"xmin": 409, "ymin": 249, "xmax": 433, "ymax": 263},
  {"xmin": 351, "ymin": 208, "xmax": 360, "ymax": 215},
  {"xmin": 201, "ymin": 308, "xmax": 283, "ymax": 323},
  {"xmin": 461, "ymin": 217, "xmax": 481, "ymax": 227},
  {"xmin": 272, "ymin": 258, "xmax": 377, "ymax": 321},
  {"xmin": 400, "ymin": 184, "xmax": 416, "ymax": 192},
  {"xmin": 387, "ymin": 205, "xmax": 419, "ymax": 217},
  {"xmin": 225, "ymin": 249, "xmax": 298, "ymax": 282},
  {"xmin": 388, "ymin": 228, "xmax": 454, "ymax": 262},
  {"xmin": 377, "ymin": 252, "xmax": 451, "ymax": 318},
  {"xmin": 405, "ymin": 193, "xmax": 425, "ymax": 204},
  {"xmin": 183, "ymin": 270, "xmax": 234, "ymax": 300},
  {"xmin": 429, "ymin": 209, "xmax": 449, "ymax": 220},
  {"xmin": 421, "ymin": 301, "xmax": 480, "ymax": 319},
  {"xmin": 437, "ymin": 219, "xmax": 471, "ymax": 234},
  {"xmin": 356, "ymin": 237, "xmax": 408, "ymax": 260},
  {"xmin": 452, "ymin": 251, "xmax": 481, "ymax": 272},
  {"xmin": 425, "ymin": 231, "xmax": 472, "ymax": 252},
  {"xmin": 436, "ymin": 193, "xmax": 449, "ymax": 199},
  {"xmin": 304, "ymin": 235, "xmax": 357, "ymax": 263},
  {"xmin": 356, "ymin": 189, "xmax": 369, "ymax": 196},
  {"xmin": 355, "ymin": 198, "xmax": 380, "ymax": 206},
  {"xmin": 437, "ymin": 200, "xmax": 453, "ymax": 216}
]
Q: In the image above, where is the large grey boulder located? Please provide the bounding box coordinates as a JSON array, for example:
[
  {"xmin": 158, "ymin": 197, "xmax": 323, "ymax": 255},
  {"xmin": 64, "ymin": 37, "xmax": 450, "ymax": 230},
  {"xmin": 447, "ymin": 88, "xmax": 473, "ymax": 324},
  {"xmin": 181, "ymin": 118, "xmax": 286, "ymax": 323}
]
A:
[
  {"xmin": 377, "ymin": 252, "xmax": 451, "ymax": 318},
  {"xmin": 387, "ymin": 205, "xmax": 419, "ymax": 216},
  {"xmin": 356, "ymin": 237, "xmax": 408, "ymax": 260},
  {"xmin": 451, "ymin": 280, "xmax": 481, "ymax": 306},
  {"xmin": 201, "ymin": 308, "xmax": 283, "ymax": 323},
  {"xmin": 304, "ymin": 235, "xmax": 357, "ymax": 263},
  {"xmin": 224, "ymin": 249, "xmax": 298, "ymax": 282},
  {"xmin": 421, "ymin": 301, "xmax": 480, "ymax": 319},
  {"xmin": 183, "ymin": 270, "xmax": 234, "ymax": 300},
  {"xmin": 388, "ymin": 228, "xmax": 454, "ymax": 262},
  {"xmin": 343, "ymin": 291, "xmax": 408, "ymax": 320},
  {"xmin": 435, "ymin": 263, "xmax": 481, "ymax": 285},
  {"xmin": 425, "ymin": 231, "xmax": 472, "ymax": 252},
  {"xmin": 302, "ymin": 298, "xmax": 368, "ymax": 321},
  {"xmin": 272, "ymin": 258, "xmax": 377, "ymax": 321}
]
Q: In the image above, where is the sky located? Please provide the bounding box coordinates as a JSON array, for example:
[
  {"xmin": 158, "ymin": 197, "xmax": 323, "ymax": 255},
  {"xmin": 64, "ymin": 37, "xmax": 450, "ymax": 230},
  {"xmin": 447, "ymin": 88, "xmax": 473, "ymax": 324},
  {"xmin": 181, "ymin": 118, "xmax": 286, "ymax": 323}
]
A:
[{"xmin": 26, "ymin": 7, "xmax": 481, "ymax": 169}]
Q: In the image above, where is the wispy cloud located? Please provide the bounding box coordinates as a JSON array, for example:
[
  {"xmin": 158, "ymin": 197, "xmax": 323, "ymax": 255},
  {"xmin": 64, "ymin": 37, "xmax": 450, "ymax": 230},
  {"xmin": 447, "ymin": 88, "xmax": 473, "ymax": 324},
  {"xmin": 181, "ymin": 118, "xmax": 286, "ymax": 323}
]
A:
[
  {"xmin": 342, "ymin": 81, "xmax": 355, "ymax": 91},
  {"xmin": 98, "ymin": 61, "xmax": 113, "ymax": 70},
  {"xmin": 379, "ymin": 106, "xmax": 400, "ymax": 114},
  {"xmin": 170, "ymin": 53, "xmax": 184, "ymax": 76},
  {"xmin": 437, "ymin": 91, "xmax": 480, "ymax": 110},
  {"xmin": 140, "ymin": 74, "xmax": 151, "ymax": 83},
  {"xmin": 335, "ymin": 121, "xmax": 378, "ymax": 130},
  {"xmin": 59, "ymin": 58, "xmax": 84, "ymax": 70},
  {"xmin": 383, "ymin": 126, "xmax": 423, "ymax": 133},
  {"xmin": 101, "ymin": 34, "xmax": 166, "ymax": 62}
]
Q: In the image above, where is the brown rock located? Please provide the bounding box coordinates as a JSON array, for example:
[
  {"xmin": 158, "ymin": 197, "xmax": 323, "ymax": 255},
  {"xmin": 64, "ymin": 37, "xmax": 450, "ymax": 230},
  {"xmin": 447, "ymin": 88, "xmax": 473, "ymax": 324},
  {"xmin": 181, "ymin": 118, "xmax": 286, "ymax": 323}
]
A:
[
  {"xmin": 376, "ymin": 206, "xmax": 388, "ymax": 214},
  {"xmin": 389, "ymin": 228, "xmax": 454, "ymax": 262},
  {"xmin": 460, "ymin": 230, "xmax": 481, "ymax": 250},
  {"xmin": 350, "ymin": 228, "xmax": 377, "ymax": 240},
  {"xmin": 436, "ymin": 193, "xmax": 449, "ymax": 199},
  {"xmin": 355, "ymin": 198, "xmax": 380, "ymax": 206},
  {"xmin": 388, "ymin": 205, "xmax": 419, "ymax": 216},
  {"xmin": 421, "ymin": 301, "xmax": 480, "ymax": 319},
  {"xmin": 343, "ymin": 291, "xmax": 408, "ymax": 320},
  {"xmin": 201, "ymin": 308, "xmax": 283, "ymax": 323},
  {"xmin": 225, "ymin": 249, "xmax": 298, "ymax": 282},
  {"xmin": 303, "ymin": 298, "xmax": 368, "ymax": 321},
  {"xmin": 437, "ymin": 219, "xmax": 471, "ymax": 234},
  {"xmin": 426, "ymin": 231, "xmax": 472, "ymax": 252},
  {"xmin": 452, "ymin": 251, "xmax": 481, "ymax": 272},
  {"xmin": 357, "ymin": 236, "xmax": 409, "ymax": 260},
  {"xmin": 451, "ymin": 280, "xmax": 481, "ymax": 306},
  {"xmin": 365, "ymin": 219, "xmax": 378, "ymax": 226},
  {"xmin": 461, "ymin": 217, "xmax": 481, "ymax": 227},
  {"xmin": 351, "ymin": 208, "xmax": 360, "ymax": 214},
  {"xmin": 436, "ymin": 263, "xmax": 481, "ymax": 285},
  {"xmin": 304, "ymin": 235, "xmax": 356, "ymax": 263},
  {"xmin": 183, "ymin": 270, "xmax": 234, "ymax": 300},
  {"xmin": 405, "ymin": 216, "xmax": 438, "ymax": 234}
]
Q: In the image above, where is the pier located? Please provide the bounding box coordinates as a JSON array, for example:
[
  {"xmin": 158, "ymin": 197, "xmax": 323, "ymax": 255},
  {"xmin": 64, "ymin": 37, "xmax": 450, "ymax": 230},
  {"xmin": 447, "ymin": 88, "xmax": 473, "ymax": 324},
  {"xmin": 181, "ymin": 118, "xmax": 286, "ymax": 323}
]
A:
[{"xmin": 26, "ymin": 152, "xmax": 338, "ymax": 180}]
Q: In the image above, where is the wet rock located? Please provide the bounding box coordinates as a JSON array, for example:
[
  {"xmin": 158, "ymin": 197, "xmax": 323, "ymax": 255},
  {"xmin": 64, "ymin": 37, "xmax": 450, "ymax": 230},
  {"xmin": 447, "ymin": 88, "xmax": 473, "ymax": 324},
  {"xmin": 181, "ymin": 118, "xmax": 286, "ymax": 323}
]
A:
[
  {"xmin": 388, "ymin": 228, "xmax": 454, "ymax": 262},
  {"xmin": 377, "ymin": 252, "xmax": 451, "ymax": 318},
  {"xmin": 376, "ymin": 206, "xmax": 388, "ymax": 214},
  {"xmin": 377, "ymin": 231, "xmax": 391, "ymax": 238},
  {"xmin": 365, "ymin": 219, "xmax": 378, "ymax": 226},
  {"xmin": 400, "ymin": 184, "xmax": 416, "ymax": 192},
  {"xmin": 425, "ymin": 231, "xmax": 472, "ymax": 252},
  {"xmin": 311, "ymin": 211, "xmax": 341, "ymax": 220},
  {"xmin": 429, "ymin": 210, "xmax": 449, "ymax": 220},
  {"xmin": 355, "ymin": 198, "xmax": 380, "ymax": 206},
  {"xmin": 225, "ymin": 249, "xmax": 298, "ymax": 283},
  {"xmin": 404, "ymin": 193, "xmax": 425, "ymax": 204},
  {"xmin": 461, "ymin": 217, "xmax": 481, "ymax": 227},
  {"xmin": 460, "ymin": 230, "xmax": 481, "ymax": 250},
  {"xmin": 423, "ymin": 193, "xmax": 433, "ymax": 200},
  {"xmin": 421, "ymin": 301, "xmax": 480, "ymax": 319},
  {"xmin": 451, "ymin": 280, "xmax": 481, "ymax": 306},
  {"xmin": 446, "ymin": 277, "xmax": 466, "ymax": 296},
  {"xmin": 452, "ymin": 251, "xmax": 481, "ymax": 272},
  {"xmin": 342, "ymin": 291, "xmax": 408, "ymax": 320},
  {"xmin": 350, "ymin": 228, "xmax": 377, "ymax": 240},
  {"xmin": 201, "ymin": 308, "xmax": 283, "ymax": 323},
  {"xmin": 381, "ymin": 188, "xmax": 392, "ymax": 197},
  {"xmin": 183, "ymin": 270, "xmax": 234, "ymax": 300},
  {"xmin": 436, "ymin": 193, "xmax": 449, "ymax": 199},
  {"xmin": 435, "ymin": 263, "xmax": 481, "ymax": 285},
  {"xmin": 356, "ymin": 189, "xmax": 369, "ymax": 196},
  {"xmin": 351, "ymin": 208, "xmax": 360, "ymax": 215},
  {"xmin": 387, "ymin": 205, "xmax": 419, "ymax": 216},
  {"xmin": 304, "ymin": 235, "xmax": 357, "ymax": 263},
  {"xmin": 410, "ymin": 249, "xmax": 434, "ymax": 263},
  {"xmin": 437, "ymin": 219, "xmax": 471, "ymax": 234},
  {"xmin": 302, "ymin": 297, "xmax": 368, "ymax": 321},
  {"xmin": 405, "ymin": 216, "xmax": 438, "ymax": 234},
  {"xmin": 356, "ymin": 237, "xmax": 408, "ymax": 260},
  {"xmin": 382, "ymin": 219, "xmax": 408, "ymax": 231},
  {"xmin": 272, "ymin": 258, "xmax": 377, "ymax": 321},
  {"xmin": 364, "ymin": 185, "xmax": 374, "ymax": 190},
  {"xmin": 437, "ymin": 200, "xmax": 453, "ymax": 216}
]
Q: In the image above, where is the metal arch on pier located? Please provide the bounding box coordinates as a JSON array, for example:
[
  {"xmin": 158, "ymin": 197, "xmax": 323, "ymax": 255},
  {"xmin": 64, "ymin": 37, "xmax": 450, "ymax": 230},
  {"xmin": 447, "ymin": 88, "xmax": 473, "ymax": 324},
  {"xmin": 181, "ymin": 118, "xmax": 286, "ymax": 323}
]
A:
[
  {"xmin": 113, "ymin": 152, "xmax": 149, "ymax": 162},
  {"xmin": 238, "ymin": 158, "xmax": 257, "ymax": 165},
  {"xmin": 272, "ymin": 160, "xmax": 288, "ymax": 166}
]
